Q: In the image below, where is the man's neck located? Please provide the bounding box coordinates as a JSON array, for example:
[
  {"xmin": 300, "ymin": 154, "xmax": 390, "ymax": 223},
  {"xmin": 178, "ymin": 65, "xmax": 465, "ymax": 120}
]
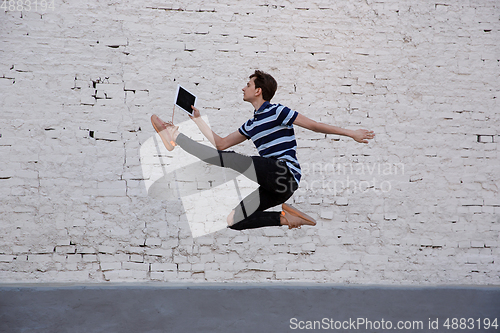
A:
[{"xmin": 251, "ymin": 99, "xmax": 266, "ymax": 111}]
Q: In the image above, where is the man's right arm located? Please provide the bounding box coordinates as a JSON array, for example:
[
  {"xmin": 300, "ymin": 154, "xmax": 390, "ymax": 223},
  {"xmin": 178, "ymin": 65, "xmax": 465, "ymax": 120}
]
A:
[
  {"xmin": 191, "ymin": 106, "xmax": 247, "ymax": 150},
  {"xmin": 218, "ymin": 130, "xmax": 247, "ymax": 150}
]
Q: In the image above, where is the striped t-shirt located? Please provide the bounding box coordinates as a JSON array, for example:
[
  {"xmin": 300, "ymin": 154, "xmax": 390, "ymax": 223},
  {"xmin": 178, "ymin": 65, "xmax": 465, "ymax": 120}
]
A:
[{"xmin": 238, "ymin": 101, "xmax": 302, "ymax": 185}]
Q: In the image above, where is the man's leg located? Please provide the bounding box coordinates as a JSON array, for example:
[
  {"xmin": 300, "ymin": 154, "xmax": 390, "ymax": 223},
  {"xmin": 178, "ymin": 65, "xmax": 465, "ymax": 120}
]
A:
[
  {"xmin": 152, "ymin": 117, "xmax": 264, "ymax": 220},
  {"xmin": 152, "ymin": 116, "xmax": 314, "ymax": 229},
  {"xmin": 227, "ymin": 156, "xmax": 313, "ymax": 230},
  {"xmin": 227, "ymin": 186, "xmax": 291, "ymax": 230},
  {"xmin": 152, "ymin": 115, "xmax": 255, "ymax": 175},
  {"xmin": 176, "ymin": 133, "xmax": 256, "ymax": 176},
  {"xmin": 227, "ymin": 183, "xmax": 315, "ymax": 230}
]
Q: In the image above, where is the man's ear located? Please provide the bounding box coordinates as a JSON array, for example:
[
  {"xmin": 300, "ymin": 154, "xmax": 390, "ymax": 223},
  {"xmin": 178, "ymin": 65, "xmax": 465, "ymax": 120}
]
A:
[{"xmin": 255, "ymin": 87, "xmax": 262, "ymax": 97}]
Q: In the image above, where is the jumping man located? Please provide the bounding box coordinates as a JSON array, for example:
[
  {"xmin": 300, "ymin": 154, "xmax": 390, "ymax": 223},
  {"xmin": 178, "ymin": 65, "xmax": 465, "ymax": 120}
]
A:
[{"xmin": 151, "ymin": 70, "xmax": 375, "ymax": 230}]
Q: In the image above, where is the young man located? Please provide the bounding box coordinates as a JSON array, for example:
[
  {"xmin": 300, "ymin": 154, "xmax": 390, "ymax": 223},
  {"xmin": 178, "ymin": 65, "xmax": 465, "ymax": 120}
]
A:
[{"xmin": 151, "ymin": 70, "xmax": 375, "ymax": 230}]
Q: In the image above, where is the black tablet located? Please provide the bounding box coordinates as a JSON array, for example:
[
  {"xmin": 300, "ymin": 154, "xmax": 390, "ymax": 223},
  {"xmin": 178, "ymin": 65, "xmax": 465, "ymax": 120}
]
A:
[{"xmin": 175, "ymin": 85, "xmax": 197, "ymax": 116}]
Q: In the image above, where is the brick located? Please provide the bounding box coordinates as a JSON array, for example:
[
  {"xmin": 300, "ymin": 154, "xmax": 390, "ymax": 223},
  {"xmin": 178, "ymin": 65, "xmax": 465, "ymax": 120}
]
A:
[
  {"xmin": 191, "ymin": 263, "xmax": 204, "ymax": 273},
  {"xmin": 100, "ymin": 38, "xmax": 128, "ymax": 47},
  {"xmin": 484, "ymin": 198, "xmax": 500, "ymax": 206},
  {"xmin": 309, "ymin": 197, "xmax": 322, "ymax": 205},
  {"xmin": 204, "ymin": 270, "xmax": 233, "ymax": 280},
  {"xmin": 55, "ymin": 271, "xmax": 91, "ymax": 281},
  {"xmin": 129, "ymin": 254, "xmax": 144, "ymax": 263},
  {"xmin": 149, "ymin": 272, "xmax": 164, "ymax": 281},
  {"xmin": 145, "ymin": 249, "xmax": 172, "ymax": 257},
  {"xmin": 470, "ymin": 241, "xmax": 484, "ymax": 248},
  {"xmin": 458, "ymin": 241, "xmax": 471, "ymax": 248},
  {"xmin": 432, "ymin": 239, "xmax": 446, "ymax": 248},
  {"xmin": 178, "ymin": 263, "xmax": 191, "ymax": 272},
  {"xmin": 55, "ymin": 246, "xmax": 76, "ymax": 254},
  {"xmin": 335, "ymin": 197, "xmax": 348, "ymax": 206},
  {"xmin": 56, "ymin": 239, "xmax": 71, "ymax": 246},
  {"xmin": 478, "ymin": 135, "xmax": 494, "ymax": 143},
  {"xmin": 233, "ymin": 235, "xmax": 248, "ymax": 244},
  {"xmin": 484, "ymin": 240, "xmax": 498, "ymax": 248},
  {"xmin": 301, "ymin": 243, "xmax": 316, "ymax": 253},
  {"xmin": 82, "ymin": 254, "xmax": 98, "ymax": 262},
  {"xmin": 247, "ymin": 262, "xmax": 273, "ymax": 271},
  {"xmin": 100, "ymin": 262, "xmax": 121, "ymax": 271},
  {"xmin": 122, "ymin": 262, "xmax": 149, "ymax": 271},
  {"xmin": 320, "ymin": 210, "xmax": 334, "ymax": 220},
  {"xmin": 124, "ymin": 80, "xmax": 149, "ymax": 91},
  {"xmin": 262, "ymin": 228, "xmax": 285, "ymax": 237},
  {"xmin": 151, "ymin": 263, "xmax": 177, "ymax": 272},
  {"xmin": 341, "ymin": 237, "xmax": 355, "ymax": 245},
  {"xmin": 114, "ymin": 270, "xmax": 148, "ymax": 280},
  {"xmin": 0, "ymin": 255, "xmax": 15, "ymax": 262},
  {"xmin": 98, "ymin": 246, "xmax": 116, "ymax": 254},
  {"xmin": 27, "ymin": 255, "xmax": 52, "ymax": 263},
  {"xmin": 80, "ymin": 95, "xmax": 96, "ymax": 105},
  {"xmin": 420, "ymin": 239, "xmax": 432, "ymax": 247},
  {"xmin": 460, "ymin": 198, "xmax": 484, "ymax": 206},
  {"xmin": 145, "ymin": 238, "xmax": 162, "ymax": 247},
  {"xmin": 384, "ymin": 213, "xmax": 398, "ymax": 220}
]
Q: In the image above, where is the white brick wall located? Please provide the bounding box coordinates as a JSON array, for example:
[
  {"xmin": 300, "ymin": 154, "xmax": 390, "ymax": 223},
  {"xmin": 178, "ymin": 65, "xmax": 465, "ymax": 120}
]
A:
[{"xmin": 0, "ymin": 0, "xmax": 498, "ymax": 284}]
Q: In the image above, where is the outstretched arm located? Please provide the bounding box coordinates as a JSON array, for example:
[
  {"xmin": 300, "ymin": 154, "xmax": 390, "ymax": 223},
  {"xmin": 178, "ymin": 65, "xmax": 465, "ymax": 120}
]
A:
[
  {"xmin": 190, "ymin": 106, "xmax": 247, "ymax": 150},
  {"xmin": 293, "ymin": 113, "xmax": 375, "ymax": 144}
]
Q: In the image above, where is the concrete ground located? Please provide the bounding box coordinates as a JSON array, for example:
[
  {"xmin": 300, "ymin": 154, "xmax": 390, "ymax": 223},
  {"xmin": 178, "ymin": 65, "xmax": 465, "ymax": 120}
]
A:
[{"xmin": 1, "ymin": 284, "xmax": 499, "ymax": 333}]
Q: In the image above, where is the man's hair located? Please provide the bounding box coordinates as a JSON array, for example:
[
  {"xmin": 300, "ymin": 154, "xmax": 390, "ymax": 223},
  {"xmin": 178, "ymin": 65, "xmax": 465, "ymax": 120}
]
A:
[{"xmin": 250, "ymin": 70, "xmax": 277, "ymax": 101}]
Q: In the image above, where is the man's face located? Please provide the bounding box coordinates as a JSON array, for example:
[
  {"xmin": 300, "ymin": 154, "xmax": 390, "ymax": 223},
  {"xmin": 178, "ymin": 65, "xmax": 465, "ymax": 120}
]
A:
[{"xmin": 242, "ymin": 77, "xmax": 259, "ymax": 102}]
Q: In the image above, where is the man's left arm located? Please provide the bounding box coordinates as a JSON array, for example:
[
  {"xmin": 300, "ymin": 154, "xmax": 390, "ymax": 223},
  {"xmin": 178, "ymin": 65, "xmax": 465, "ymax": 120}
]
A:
[{"xmin": 293, "ymin": 113, "xmax": 375, "ymax": 144}]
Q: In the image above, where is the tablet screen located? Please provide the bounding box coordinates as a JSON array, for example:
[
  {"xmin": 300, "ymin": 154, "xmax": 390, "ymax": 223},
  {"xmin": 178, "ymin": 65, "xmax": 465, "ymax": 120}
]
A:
[{"xmin": 175, "ymin": 85, "xmax": 196, "ymax": 115}]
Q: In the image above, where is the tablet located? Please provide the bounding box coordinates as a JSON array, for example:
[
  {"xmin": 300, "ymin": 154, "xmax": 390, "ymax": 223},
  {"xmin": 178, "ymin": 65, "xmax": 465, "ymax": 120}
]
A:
[{"xmin": 175, "ymin": 85, "xmax": 197, "ymax": 116}]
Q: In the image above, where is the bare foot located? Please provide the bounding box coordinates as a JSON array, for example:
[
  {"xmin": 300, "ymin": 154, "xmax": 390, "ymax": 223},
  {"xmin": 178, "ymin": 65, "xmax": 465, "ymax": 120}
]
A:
[
  {"xmin": 163, "ymin": 121, "xmax": 179, "ymax": 142},
  {"xmin": 151, "ymin": 115, "xmax": 179, "ymax": 151},
  {"xmin": 280, "ymin": 211, "xmax": 315, "ymax": 229}
]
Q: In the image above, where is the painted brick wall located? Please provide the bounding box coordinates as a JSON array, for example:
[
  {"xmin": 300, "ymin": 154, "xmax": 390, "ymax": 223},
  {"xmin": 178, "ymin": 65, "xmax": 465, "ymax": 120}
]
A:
[{"xmin": 0, "ymin": 0, "xmax": 498, "ymax": 284}]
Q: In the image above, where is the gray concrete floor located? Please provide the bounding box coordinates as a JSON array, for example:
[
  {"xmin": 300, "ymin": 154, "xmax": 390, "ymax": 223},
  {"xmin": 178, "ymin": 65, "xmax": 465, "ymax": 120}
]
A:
[{"xmin": 1, "ymin": 284, "xmax": 499, "ymax": 333}]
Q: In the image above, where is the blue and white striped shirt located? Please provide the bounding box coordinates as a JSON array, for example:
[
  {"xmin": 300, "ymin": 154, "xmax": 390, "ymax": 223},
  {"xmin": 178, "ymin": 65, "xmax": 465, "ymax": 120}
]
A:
[{"xmin": 238, "ymin": 101, "xmax": 302, "ymax": 185}]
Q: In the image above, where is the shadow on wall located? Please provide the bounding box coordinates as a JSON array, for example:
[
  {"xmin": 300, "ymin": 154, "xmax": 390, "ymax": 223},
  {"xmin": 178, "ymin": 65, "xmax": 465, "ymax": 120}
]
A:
[{"xmin": 140, "ymin": 116, "xmax": 259, "ymax": 237}]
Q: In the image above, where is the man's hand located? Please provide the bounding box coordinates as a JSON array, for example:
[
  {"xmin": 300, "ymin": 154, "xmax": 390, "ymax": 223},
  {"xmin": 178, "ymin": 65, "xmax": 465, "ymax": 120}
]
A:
[
  {"xmin": 351, "ymin": 129, "xmax": 375, "ymax": 144},
  {"xmin": 190, "ymin": 105, "xmax": 201, "ymax": 119}
]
